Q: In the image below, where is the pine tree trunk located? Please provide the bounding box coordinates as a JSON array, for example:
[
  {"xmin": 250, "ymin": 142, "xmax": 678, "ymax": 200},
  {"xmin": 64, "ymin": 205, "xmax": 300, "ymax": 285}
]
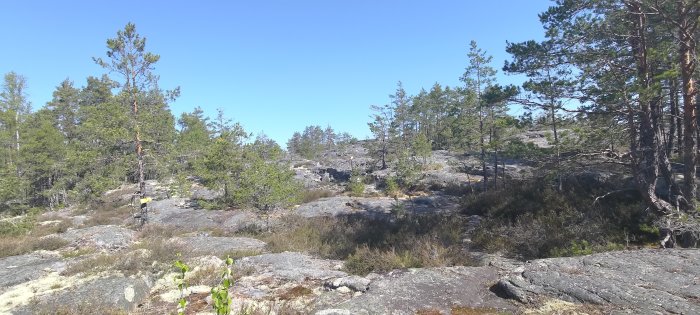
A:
[
  {"xmin": 479, "ymin": 111, "xmax": 487, "ymax": 191},
  {"xmin": 678, "ymin": 1, "xmax": 698, "ymax": 209},
  {"xmin": 493, "ymin": 148, "xmax": 498, "ymax": 189},
  {"xmin": 627, "ymin": 1, "xmax": 674, "ymax": 214},
  {"xmin": 133, "ymin": 96, "xmax": 146, "ymax": 197},
  {"xmin": 668, "ymin": 80, "xmax": 678, "ymax": 157},
  {"xmin": 550, "ymin": 101, "xmax": 561, "ymax": 191},
  {"xmin": 14, "ymin": 111, "xmax": 19, "ymax": 151}
]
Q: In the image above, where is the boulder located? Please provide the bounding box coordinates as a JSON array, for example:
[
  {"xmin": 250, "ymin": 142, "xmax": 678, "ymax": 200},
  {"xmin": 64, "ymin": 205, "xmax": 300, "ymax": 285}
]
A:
[{"xmin": 324, "ymin": 275, "xmax": 371, "ymax": 292}]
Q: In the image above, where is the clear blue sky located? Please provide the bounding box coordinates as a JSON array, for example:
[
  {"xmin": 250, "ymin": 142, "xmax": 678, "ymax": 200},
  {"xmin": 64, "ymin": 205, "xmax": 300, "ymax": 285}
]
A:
[{"xmin": 1, "ymin": 0, "xmax": 549, "ymax": 145}]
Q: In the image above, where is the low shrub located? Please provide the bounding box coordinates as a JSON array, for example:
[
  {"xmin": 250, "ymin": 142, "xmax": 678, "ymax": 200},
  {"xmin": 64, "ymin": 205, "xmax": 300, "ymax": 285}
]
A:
[
  {"xmin": 383, "ymin": 177, "xmax": 400, "ymax": 198},
  {"xmin": 550, "ymin": 241, "xmax": 625, "ymax": 257},
  {"xmin": 82, "ymin": 202, "xmax": 131, "ymax": 227},
  {"xmin": 30, "ymin": 219, "xmax": 72, "ymax": 237},
  {"xmin": 347, "ymin": 173, "xmax": 365, "ymax": 197},
  {"xmin": 345, "ymin": 245, "xmax": 419, "ymax": 275},
  {"xmin": 262, "ymin": 213, "xmax": 472, "ymax": 275},
  {"xmin": 34, "ymin": 236, "xmax": 69, "ymax": 251},
  {"xmin": 301, "ymin": 189, "xmax": 336, "ymax": 204},
  {"xmin": 0, "ymin": 236, "xmax": 34, "ymax": 258},
  {"xmin": 463, "ymin": 178, "xmax": 649, "ymax": 259},
  {"xmin": 278, "ymin": 285, "xmax": 313, "ymax": 300},
  {"xmin": 0, "ymin": 235, "xmax": 69, "ymax": 258},
  {"xmin": 0, "ymin": 215, "xmax": 35, "ymax": 236}
]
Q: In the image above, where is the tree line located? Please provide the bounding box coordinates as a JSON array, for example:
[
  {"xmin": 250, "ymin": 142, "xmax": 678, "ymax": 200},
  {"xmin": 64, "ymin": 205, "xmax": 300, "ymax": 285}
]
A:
[
  {"xmin": 362, "ymin": 0, "xmax": 699, "ymax": 235},
  {"xmin": 2, "ymin": 0, "xmax": 699, "ymax": 237},
  {"xmin": 0, "ymin": 23, "xmax": 301, "ymax": 213}
]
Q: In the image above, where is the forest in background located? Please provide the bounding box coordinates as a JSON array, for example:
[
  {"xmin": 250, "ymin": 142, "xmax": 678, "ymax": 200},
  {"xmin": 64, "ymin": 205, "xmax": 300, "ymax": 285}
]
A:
[{"xmin": 1, "ymin": 0, "xmax": 699, "ymax": 251}]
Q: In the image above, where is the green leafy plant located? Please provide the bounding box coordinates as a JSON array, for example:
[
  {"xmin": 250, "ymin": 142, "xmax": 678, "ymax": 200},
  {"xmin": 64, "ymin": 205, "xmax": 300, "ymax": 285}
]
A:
[
  {"xmin": 211, "ymin": 256, "xmax": 235, "ymax": 315},
  {"xmin": 173, "ymin": 255, "xmax": 190, "ymax": 315}
]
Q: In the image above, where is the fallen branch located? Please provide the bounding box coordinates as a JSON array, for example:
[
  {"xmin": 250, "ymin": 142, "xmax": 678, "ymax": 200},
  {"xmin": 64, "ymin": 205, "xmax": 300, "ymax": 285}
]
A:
[{"xmin": 593, "ymin": 189, "xmax": 637, "ymax": 206}]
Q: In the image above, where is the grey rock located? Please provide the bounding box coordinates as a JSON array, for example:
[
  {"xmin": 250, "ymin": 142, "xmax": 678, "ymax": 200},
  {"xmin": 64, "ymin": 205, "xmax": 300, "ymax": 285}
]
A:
[
  {"xmin": 494, "ymin": 279, "xmax": 529, "ymax": 303},
  {"xmin": 325, "ymin": 275, "xmax": 371, "ymax": 292},
  {"xmin": 294, "ymin": 196, "xmax": 394, "ymax": 218},
  {"xmin": 322, "ymin": 267, "xmax": 515, "ymax": 314},
  {"xmin": 59, "ymin": 225, "xmax": 135, "ymax": 250},
  {"xmin": 148, "ymin": 198, "xmax": 266, "ymax": 232},
  {"xmin": 173, "ymin": 236, "xmax": 266, "ymax": 255},
  {"xmin": 315, "ymin": 309, "xmax": 354, "ymax": 315},
  {"xmin": 295, "ymin": 195, "xmax": 459, "ymax": 218},
  {"xmin": 190, "ymin": 184, "xmax": 223, "ymax": 200},
  {"xmin": 0, "ymin": 253, "xmax": 64, "ymax": 289},
  {"xmin": 222, "ymin": 211, "xmax": 268, "ymax": 231},
  {"xmin": 146, "ymin": 198, "xmax": 214, "ymax": 229},
  {"xmin": 12, "ymin": 274, "xmax": 151, "ymax": 314},
  {"xmin": 501, "ymin": 249, "xmax": 700, "ymax": 314},
  {"xmin": 236, "ymin": 252, "xmax": 346, "ymax": 282}
]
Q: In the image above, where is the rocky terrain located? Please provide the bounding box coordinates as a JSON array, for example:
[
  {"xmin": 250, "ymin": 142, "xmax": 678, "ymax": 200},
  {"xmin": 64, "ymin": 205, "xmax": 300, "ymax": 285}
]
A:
[{"xmin": 0, "ymin": 143, "xmax": 698, "ymax": 314}]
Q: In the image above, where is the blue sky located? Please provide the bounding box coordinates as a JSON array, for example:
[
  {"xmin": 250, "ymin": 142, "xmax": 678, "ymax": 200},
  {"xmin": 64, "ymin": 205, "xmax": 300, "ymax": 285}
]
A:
[{"xmin": 1, "ymin": 1, "xmax": 549, "ymax": 145}]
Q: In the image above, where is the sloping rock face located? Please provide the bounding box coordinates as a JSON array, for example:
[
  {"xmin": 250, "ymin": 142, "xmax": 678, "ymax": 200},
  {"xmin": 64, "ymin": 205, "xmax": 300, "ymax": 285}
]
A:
[
  {"xmin": 294, "ymin": 196, "xmax": 395, "ymax": 218},
  {"xmin": 147, "ymin": 198, "xmax": 265, "ymax": 231},
  {"xmin": 0, "ymin": 252, "xmax": 65, "ymax": 289},
  {"xmin": 58, "ymin": 225, "xmax": 135, "ymax": 250},
  {"xmin": 498, "ymin": 249, "xmax": 700, "ymax": 314},
  {"xmin": 318, "ymin": 267, "xmax": 516, "ymax": 314},
  {"xmin": 294, "ymin": 195, "xmax": 460, "ymax": 218},
  {"xmin": 172, "ymin": 236, "xmax": 266, "ymax": 256},
  {"xmin": 12, "ymin": 274, "xmax": 152, "ymax": 315},
  {"xmin": 236, "ymin": 252, "xmax": 346, "ymax": 282}
]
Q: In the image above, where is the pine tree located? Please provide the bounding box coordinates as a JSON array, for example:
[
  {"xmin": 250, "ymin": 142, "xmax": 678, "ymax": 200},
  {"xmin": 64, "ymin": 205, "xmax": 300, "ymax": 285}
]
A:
[
  {"xmin": 94, "ymin": 22, "xmax": 161, "ymax": 198},
  {"xmin": 461, "ymin": 41, "xmax": 497, "ymax": 191}
]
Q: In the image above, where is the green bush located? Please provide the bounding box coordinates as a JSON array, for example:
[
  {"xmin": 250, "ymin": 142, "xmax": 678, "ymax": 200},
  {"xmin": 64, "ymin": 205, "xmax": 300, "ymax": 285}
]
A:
[
  {"xmin": 384, "ymin": 177, "xmax": 399, "ymax": 198},
  {"xmin": 0, "ymin": 216, "xmax": 35, "ymax": 236},
  {"xmin": 347, "ymin": 171, "xmax": 365, "ymax": 197},
  {"xmin": 229, "ymin": 156, "xmax": 303, "ymax": 210},
  {"xmin": 394, "ymin": 150, "xmax": 420, "ymax": 188}
]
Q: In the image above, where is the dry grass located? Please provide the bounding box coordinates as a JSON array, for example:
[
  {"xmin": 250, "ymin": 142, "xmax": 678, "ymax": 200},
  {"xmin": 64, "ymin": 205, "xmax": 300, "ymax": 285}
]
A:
[
  {"xmin": 450, "ymin": 306, "xmax": 503, "ymax": 315},
  {"xmin": 344, "ymin": 239, "xmax": 469, "ymax": 276},
  {"xmin": 185, "ymin": 263, "xmax": 256, "ymax": 289},
  {"xmin": 61, "ymin": 247, "xmax": 96, "ymax": 258},
  {"xmin": 259, "ymin": 213, "xmax": 472, "ymax": 275},
  {"xmin": 31, "ymin": 301, "xmax": 128, "ymax": 315},
  {"xmin": 0, "ymin": 236, "xmax": 69, "ymax": 258},
  {"xmin": 62, "ymin": 238, "xmax": 187, "ymax": 276},
  {"xmin": 80, "ymin": 199, "xmax": 133, "ymax": 227},
  {"xmin": 219, "ymin": 249, "xmax": 263, "ymax": 261},
  {"xmin": 30, "ymin": 219, "xmax": 72, "ymax": 237},
  {"xmin": 415, "ymin": 307, "xmax": 503, "ymax": 315},
  {"xmin": 136, "ymin": 223, "xmax": 190, "ymax": 239},
  {"xmin": 301, "ymin": 189, "xmax": 336, "ymax": 204},
  {"xmin": 61, "ymin": 253, "xmax": 120, "ymax": 276},
  {"xmin": 278, "ymin": 285, "xmax": 313, "ymax": 300},
  {"xmin": 0, "ymin": 236, "xmax": 35, "ymax": 258}
]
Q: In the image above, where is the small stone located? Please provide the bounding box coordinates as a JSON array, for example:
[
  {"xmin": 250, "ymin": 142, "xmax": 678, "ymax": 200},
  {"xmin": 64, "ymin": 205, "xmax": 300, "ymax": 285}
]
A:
[{"xmin": 336, "ymin": 286, "xmax": 352, "ymax": 294}]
